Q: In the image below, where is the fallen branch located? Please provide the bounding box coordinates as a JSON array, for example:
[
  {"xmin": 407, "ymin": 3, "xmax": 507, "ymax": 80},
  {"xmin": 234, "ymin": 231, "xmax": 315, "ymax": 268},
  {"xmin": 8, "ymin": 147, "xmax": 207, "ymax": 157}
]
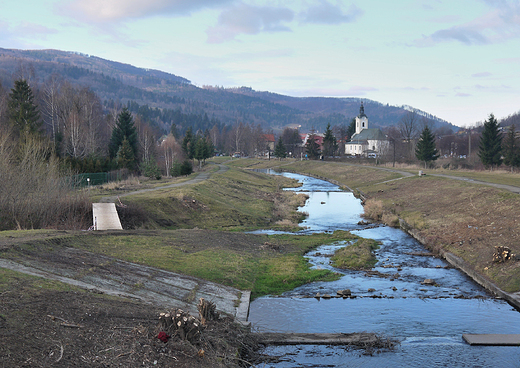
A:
[{"xmin": 55, "ymin": 342, "xmax": 64, "ymax": 363}]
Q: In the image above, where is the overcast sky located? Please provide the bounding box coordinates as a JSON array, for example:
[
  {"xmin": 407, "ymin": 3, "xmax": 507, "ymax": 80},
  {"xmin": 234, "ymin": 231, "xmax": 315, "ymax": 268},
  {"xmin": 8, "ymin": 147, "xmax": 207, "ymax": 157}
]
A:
[{"xmin": 1, "ymin": 0, "xmax": 520, "ymax": 127}]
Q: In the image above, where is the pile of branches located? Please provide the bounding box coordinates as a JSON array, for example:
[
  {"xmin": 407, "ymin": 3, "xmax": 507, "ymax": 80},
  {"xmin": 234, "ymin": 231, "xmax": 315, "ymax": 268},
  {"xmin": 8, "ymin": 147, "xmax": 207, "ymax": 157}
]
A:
[
  {"xmin": 159, "ymin": 309, "xmax": 202, "ymax": 343},
  {"xmin": 493, "ymin": 246, "xmax": 516, "ymax": 263},
  {"xmin": 198, "ymin": 298, "xmax": 219, "ymax": 325},
  {"xmin": 158, "ymin": 299, "xmax": 219, "ymax": 344}
]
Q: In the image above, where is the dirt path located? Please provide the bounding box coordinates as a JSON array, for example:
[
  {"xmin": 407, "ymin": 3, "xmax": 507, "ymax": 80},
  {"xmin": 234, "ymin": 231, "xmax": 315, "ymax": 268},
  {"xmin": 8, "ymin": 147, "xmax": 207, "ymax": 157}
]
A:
[
  {"xmin": 0, "ymin": 247, "xmax": 249, "ymax": 323},
  {"xmin": 100, "ymin": 163, "xmax": 228, "ymax": 203},
  {"xmin": 275, "ymin": 160, "xmax": 520, "ymax": 194}
]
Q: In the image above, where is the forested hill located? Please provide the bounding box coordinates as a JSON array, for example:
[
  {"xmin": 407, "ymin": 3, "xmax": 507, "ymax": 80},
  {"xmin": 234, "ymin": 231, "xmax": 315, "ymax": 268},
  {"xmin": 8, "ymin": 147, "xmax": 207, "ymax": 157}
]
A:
[{"xmin": 0, "ymin": 48, "xmax": 456, "ymax": 134}]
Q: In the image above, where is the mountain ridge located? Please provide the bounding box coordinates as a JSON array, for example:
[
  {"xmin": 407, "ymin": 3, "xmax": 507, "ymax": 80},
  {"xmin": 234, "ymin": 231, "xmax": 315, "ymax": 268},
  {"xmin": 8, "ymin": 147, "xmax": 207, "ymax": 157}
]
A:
[{"xmin": 0, "ymin": 47, "xmax": 457, "ymax": 133}]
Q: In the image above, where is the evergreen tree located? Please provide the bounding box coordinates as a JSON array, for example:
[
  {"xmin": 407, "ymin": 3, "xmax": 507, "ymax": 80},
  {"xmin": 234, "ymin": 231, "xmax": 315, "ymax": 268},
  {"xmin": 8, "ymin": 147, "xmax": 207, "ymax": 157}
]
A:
[
  {"xmin": 322, "ymin": 123, "xmax": 338, "ymax": 157},
  {"xmin": 346, "ymin": 118, "xmax": 356, "ymax": 141},
  {"xmin": 502, "ymin": 124, "xmax": 520, "ymax": 172},
  {"xmin": 109, "ymin": 108, "xmax": 138, "ymax": 165},
  {"xmin": 305, "ymin": 133, "xmax": 321, "ymax": 160},
  {"xmin": 180, "ymin": 159, "xmax": 193, "ymax": 176},
  {"xmin": 7, "ymin": 79, "xmax": 41, "ymax": 138},
  {"xmin": 170, "ymin": 123, "xmax": 179, "ymax": 139},
  {"xmin": 182, "ymin": 127, "xmax": 196, "ymax": 160},
  {"xmin": 274, "ymin": 136, "xmax": 287, "ymax": 159},
  {"xmin": 194, "ymin": 136, "xmax": 207, "ymax": 168},
  {"xmin": 116, "ymin": 136, "xmax": 136, "ymax": 170},
  {"xmin": 415, "ymin": 126, "xmax": 439, "ymax": 168},
  {"xmin": 478, "ymin": 114, "xmax": 503, "ymax": 170},
  {"xmin": 203, "ymin": 136, "xmax": 214, "ymax": 162}
]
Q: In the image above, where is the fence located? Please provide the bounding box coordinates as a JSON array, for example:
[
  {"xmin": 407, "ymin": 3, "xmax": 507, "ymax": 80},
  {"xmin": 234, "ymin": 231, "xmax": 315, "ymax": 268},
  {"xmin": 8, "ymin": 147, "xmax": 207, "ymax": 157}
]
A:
[{"xmin": 68, "ymin": 169, "xmax": 130, "ymax": 188}]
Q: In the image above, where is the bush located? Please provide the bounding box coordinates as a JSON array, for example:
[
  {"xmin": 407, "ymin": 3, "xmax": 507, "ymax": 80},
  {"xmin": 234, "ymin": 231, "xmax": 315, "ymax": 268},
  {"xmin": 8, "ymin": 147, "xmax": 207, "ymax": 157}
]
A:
[
  {"xmin": 0, "ymin": 133, "xmax": 92, "ymax": 230},
  {"xmin": 171, "ymin": 160, "xmax": 182, "ymax": 177},
  {"xmin": 180, "ymin": 160, "xmax": 193, "ymax": 176},
  {"xmin": 140, "ymin": 159, "xmax": 162, "ymax": 180}
]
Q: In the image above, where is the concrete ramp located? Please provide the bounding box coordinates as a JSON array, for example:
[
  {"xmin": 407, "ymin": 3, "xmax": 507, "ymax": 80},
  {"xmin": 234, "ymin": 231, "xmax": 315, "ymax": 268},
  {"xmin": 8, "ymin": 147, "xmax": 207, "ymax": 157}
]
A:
[{"xmin": 92, "ymin": 203, "xmax": 123, "ymax": 230}]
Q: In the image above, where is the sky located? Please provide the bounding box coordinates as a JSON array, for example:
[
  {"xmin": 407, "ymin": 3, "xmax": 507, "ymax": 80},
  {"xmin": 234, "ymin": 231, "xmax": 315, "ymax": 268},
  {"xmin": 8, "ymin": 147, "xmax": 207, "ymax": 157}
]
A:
[{"xmin": 1, "ymin": 0, "xmax": 520, "ymax": 127}]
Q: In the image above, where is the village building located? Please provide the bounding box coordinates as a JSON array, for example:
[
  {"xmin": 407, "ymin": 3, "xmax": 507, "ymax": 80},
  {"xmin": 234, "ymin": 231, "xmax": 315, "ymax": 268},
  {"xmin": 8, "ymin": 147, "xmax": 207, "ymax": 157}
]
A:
[{"xmin": 345, "ymin": 102, "xmax": 389, "ymax": 157}]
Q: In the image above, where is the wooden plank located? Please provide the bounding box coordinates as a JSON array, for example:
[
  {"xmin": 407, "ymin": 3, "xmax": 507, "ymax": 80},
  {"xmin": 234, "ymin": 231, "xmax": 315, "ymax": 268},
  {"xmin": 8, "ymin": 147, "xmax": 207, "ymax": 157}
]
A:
[
  {"xmin": 256, "ymin": 332, "xmax": 378, "ymax": 346},
  {"xmin": 463, "ymin": 334, "xmax": 520, "ymax": 346}
]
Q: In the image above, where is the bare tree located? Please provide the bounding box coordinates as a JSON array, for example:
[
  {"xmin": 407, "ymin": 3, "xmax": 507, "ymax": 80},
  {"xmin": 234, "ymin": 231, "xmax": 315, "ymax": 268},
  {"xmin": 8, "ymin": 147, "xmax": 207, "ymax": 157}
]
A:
[
  {"xmin": 399, "ymin": 109, "xmax": 420, "ymax": 160},
  {"xmin": 42, "ymin": 74, "xmax": 62, "ymax": 145},
  {"xmin": 161, "ymin": 135, "xmax": 181, "ymax": 177},
  {"xmin": 137, "ymin": 117, "xmax": 157, "ymax": 163}
]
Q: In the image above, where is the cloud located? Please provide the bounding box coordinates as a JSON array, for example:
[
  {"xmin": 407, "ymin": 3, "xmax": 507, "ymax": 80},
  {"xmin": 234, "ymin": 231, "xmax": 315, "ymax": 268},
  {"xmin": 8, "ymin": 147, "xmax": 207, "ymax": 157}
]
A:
[
  {"xmin": 206, "ymin": 3, "xmax": 294, "ymax": 43},
  {"xmin": 456, "ymin": 92, "xmax": 472, "ymax": 97},
  {"xmin": 472, "ymin": 72, "xmax": 492, "ymax": 77},
  {"xmin": 300, "ymin": 1, "xmax": 363, "ymax": 25},
  {"xmin": 412, "ymin": 1, "xmax": 520, "ymax": 46},
  {"xmin": 15, "ymin": 22, "xmax": 59, "ymax": 39},
  {"xmin": 343, "ymin": 86, "xmax": 378, "ymax": 96},
  {"xmin": 61, "ymin": 0, "xmax": 233, "ymax": 23}
]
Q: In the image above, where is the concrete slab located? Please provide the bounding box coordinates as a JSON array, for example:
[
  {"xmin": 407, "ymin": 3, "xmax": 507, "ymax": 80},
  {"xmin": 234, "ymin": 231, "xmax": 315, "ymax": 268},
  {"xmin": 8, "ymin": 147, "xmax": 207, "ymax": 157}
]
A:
[
  {"xmin": 0, "ymin": 248, "xmax": 250, "ymax": 324},
  {"xmin": 92, "ymin": 203, "xmax": 122, "ymax": 230},
  {"xmin": 463, "ymin": 334, "xmax": 520, "ymax": 346}
]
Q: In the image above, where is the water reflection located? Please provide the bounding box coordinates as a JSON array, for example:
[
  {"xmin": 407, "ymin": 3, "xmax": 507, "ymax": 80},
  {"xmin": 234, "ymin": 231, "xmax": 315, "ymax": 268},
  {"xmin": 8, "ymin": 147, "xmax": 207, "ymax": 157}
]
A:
[{"xmin": 248, "ymin": 170, "xmax": 520, "ymax": 367}]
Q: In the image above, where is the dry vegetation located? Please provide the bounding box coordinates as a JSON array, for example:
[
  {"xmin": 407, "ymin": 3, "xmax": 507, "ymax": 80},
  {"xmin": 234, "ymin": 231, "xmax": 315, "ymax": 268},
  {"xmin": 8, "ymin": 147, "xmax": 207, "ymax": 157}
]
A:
[{"xmin": 0, "ymin": 130, "xmax": 91, "ymax": 231}]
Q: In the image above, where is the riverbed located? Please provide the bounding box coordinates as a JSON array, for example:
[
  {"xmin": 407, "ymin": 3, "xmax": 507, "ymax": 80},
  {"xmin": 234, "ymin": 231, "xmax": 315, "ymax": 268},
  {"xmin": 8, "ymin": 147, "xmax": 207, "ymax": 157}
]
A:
[{"xmin": 248, "ymin": 170, "xmax": 520, "ymax": 367}]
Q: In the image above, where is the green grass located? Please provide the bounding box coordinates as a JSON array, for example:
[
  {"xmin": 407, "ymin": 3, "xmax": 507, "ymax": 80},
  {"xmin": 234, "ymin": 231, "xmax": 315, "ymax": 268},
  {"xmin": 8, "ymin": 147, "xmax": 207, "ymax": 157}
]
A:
[
  {"xmin": 122, "ymin": 166, "xmax": 305, "ymax": 231},
  {"xmin": 0, "ymin": 268, "xmax": 81, "ymax": 294},
  {"xmin": 253, "ymin": 255, "xmax": 338, "ymax": 297},
  {"xmin": 331, "ymin": 238, "xmax": 381, "ymax": 270},
  {"xmin": 1, "ymin": 230, "xmax": 357, "ymax": 299}
]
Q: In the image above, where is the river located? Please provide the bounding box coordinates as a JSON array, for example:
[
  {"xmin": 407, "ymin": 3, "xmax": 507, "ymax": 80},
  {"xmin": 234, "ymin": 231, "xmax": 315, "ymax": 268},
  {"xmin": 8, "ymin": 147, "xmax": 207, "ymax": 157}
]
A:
[{"xmin": 248, "ymin": 170, "xmax": 520, "ymax": 367}]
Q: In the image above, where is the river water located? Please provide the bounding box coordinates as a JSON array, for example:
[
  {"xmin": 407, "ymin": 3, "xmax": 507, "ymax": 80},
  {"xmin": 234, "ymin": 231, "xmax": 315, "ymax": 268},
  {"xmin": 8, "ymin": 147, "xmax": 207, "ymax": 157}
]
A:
[{"xmin": 248, "ymin": 170, "xmax": 520, "ymax": 367}]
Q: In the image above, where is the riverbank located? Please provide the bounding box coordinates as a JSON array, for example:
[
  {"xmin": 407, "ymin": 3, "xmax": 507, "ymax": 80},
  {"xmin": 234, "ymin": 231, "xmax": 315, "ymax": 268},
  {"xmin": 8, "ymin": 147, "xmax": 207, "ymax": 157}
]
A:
[{"xmin": 232, "ymin": 158, "xmax": 520, "ymax": 309}]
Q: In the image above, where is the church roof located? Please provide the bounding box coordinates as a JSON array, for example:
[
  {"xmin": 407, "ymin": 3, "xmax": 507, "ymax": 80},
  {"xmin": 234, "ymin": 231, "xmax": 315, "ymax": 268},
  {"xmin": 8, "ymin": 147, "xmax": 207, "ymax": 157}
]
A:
[{"xmin": 347, "ymin": 128, "xmax": 387, "ymax": 144}]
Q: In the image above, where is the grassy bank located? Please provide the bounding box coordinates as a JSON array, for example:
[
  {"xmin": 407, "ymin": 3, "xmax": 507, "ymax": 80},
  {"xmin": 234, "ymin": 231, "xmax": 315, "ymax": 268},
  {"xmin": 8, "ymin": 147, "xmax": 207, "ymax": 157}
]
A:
[
  {"xmin": 229, "ymin": 158, "xmax": 520, "ymax": 293},
  {"xmin": 1, "ymin": 229, "xmax": 356, "ymax": 298},
  {"xmin": 116, "ymin": 165, "xmax": 307, "ymax": 231}
]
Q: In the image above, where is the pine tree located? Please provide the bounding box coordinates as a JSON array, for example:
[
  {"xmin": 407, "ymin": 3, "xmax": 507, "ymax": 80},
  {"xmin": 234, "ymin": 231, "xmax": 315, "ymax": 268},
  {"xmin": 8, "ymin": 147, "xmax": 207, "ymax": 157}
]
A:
[
  {"xmin": 274, "ymin": 136, "xmax": 287, "ymax": 160},
  {"xmin": 502, "ymin": 124, "xmax": 520, "ymax": 172},
  {"xmin": 7, "ymin": 79, "xmax": 41, "ymax": 138},
  {"xmin": 182, "ymin": 127, "xmax": 196, "ymax": 160},
  {"xmin": 415, "ymin": 126, "xmax": 439, "ymax": 168},
  {"xmin": 305, "ymin": 133, "xmax": 321, "ymax": 160},
  {"xmin": 478, "ymin": 114, "xmax": 503, "ymax": 170},
  {"xmin": 109, "ymin": 108, "xmax": 138, "ymax": 164},
  {"xmin": 346, "ymin": 118, "xmax": 356, "ymax": 141},
  {"xmin": 322, "ymin": 123, "xmax": 338, "ymax": 157},
  {"xmin": 116, "ymin": 136, "xmax": 136, "ymax": 170}
]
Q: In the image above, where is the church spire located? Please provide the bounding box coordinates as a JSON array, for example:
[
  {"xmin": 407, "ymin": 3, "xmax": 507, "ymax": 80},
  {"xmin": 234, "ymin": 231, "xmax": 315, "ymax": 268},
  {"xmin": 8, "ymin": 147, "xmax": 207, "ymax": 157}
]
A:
[{"xmin": 359, "ymin": 101, "xmax": 365, "ymax": 116}]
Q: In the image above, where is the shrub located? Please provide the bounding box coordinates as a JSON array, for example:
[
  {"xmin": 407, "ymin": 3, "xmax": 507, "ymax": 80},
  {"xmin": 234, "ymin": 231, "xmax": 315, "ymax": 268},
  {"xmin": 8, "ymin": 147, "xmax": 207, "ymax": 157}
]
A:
[
  {"xmin": 363, "ymin": 199, "xmax": 383, "ymax": 221},
  {"xmin": 140, "ymin": 159, "xmax": 162, "ymax": 180}
]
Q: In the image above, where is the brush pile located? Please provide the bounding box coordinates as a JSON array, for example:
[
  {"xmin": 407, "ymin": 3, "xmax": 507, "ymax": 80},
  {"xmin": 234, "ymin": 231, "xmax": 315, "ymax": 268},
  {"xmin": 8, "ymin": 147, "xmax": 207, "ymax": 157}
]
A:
[{"xmin": 493, "ymin": 246, "xmax": 515, "ymax": 263}]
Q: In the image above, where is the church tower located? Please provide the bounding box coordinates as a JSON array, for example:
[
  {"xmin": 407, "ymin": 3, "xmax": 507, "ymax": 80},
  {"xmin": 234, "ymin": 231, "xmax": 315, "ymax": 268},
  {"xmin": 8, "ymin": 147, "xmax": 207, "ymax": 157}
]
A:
[{"xmin": 355, "ymin": 102, "xmax": 369, "ymax": 135}]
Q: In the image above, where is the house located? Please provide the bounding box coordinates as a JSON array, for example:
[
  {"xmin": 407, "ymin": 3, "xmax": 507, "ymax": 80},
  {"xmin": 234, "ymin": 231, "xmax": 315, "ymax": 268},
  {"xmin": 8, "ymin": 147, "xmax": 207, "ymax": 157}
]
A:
[
  {"xmin": 301, "ymin": 133, "xmax": 324, "ymax": 150},
  {"xmin": 261, "ymin": 134, "xmax": 276, "ymax": 151},
  {"xmin": 345, "ymin": 102, "xmax": 389, "ymax": 157}
]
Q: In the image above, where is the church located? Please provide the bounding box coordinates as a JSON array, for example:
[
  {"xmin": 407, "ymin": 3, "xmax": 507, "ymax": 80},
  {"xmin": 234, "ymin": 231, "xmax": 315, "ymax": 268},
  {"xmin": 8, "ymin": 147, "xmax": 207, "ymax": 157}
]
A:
[{"xmin": 345, "ymin": 102, "xmax": 389, "ymax": 157}]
